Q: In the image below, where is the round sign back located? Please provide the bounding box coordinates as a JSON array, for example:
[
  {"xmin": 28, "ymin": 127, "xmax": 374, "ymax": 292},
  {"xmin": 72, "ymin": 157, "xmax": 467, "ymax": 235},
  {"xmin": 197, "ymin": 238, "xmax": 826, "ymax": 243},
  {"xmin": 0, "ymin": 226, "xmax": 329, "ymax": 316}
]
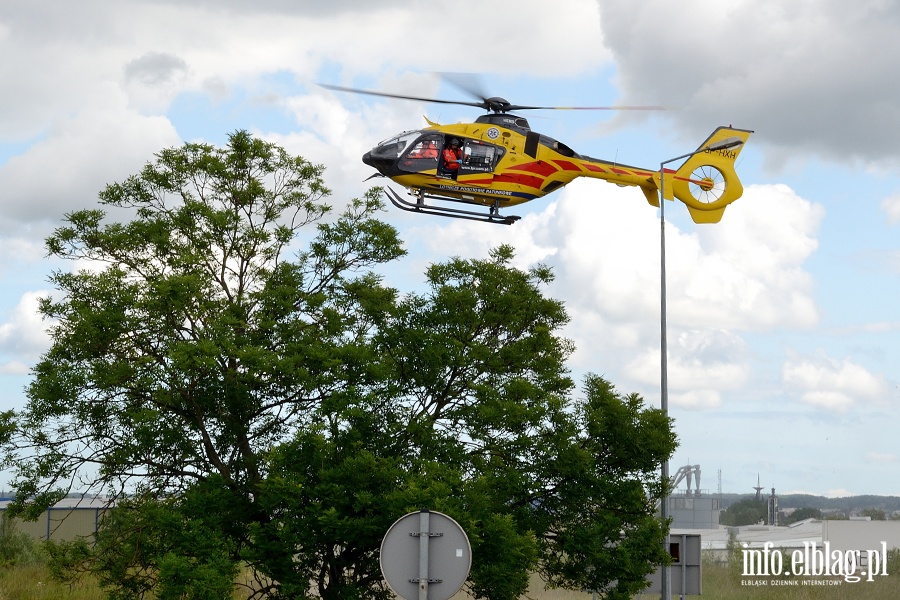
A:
[{"xmin": 380, "ymin": 510, "xmax": 471, "ymax": 600}]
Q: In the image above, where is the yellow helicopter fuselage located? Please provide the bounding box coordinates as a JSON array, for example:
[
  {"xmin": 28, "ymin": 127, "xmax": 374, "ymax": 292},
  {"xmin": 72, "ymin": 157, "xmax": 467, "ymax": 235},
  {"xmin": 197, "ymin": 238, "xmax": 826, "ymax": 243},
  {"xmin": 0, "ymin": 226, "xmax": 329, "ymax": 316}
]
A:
[{"xmin": 363, "ymin": 115, "xmax": 752, "ymax": 225}]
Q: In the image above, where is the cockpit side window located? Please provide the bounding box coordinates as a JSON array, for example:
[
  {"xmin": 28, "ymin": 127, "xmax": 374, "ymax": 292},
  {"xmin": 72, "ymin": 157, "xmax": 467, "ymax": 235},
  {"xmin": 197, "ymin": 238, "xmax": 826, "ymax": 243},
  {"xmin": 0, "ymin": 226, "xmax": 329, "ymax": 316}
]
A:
[{"xmin": 398, "ymin": 133, "xmax": 443, "ymax": 173}]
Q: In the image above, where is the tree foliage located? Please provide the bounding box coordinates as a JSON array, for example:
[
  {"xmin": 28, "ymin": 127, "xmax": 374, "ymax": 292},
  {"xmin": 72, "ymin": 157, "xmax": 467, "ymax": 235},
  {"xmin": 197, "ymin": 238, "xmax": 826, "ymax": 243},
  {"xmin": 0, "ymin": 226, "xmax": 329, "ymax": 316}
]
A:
[
  {"xmin": 720, "ymin": 498, "xmax": 768, "ymax": 527},
  {"xmin": 1, "ymin": 131, "xmax": 676, "ymax": 600},
  {"xmin": 861, "ymin": 508, "xmax": 886, "ymax": 521},
  {"xmin": 783, "ymin": 506, "xmax": 823, "ymax": 524}
]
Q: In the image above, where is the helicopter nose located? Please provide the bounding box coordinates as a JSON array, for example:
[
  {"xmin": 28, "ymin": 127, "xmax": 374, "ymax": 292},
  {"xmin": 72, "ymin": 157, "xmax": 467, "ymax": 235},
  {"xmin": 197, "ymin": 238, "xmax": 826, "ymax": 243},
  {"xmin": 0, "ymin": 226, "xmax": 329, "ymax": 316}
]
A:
[{"xmin": 362, "ymin": 150, "xmax": 391, "ymax": 172}]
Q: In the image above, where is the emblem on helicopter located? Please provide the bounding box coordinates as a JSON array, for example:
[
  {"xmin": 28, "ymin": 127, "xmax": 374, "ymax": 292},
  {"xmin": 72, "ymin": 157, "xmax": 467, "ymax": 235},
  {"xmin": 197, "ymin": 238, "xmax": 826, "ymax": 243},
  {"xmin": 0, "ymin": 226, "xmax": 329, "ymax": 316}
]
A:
[{"xmin": 320, "ymin": 78, "xmax": 752, "ymax": 225}]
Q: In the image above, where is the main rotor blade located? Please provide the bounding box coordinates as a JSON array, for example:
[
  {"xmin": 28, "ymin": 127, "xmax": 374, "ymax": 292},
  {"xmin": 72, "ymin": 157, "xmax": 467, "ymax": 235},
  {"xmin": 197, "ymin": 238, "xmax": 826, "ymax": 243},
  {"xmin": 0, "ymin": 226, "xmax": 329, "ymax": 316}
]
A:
[
  {"xmin": 320, "ymin": 83, "xmax": 666, "ymax": 113},
  {"xmin": 543, "ymin": 105, "xmax": 668, "ymax": 111},
  {"xmin": 472, "ymin": 103, "xmax": 668, "ymax": 112},
  {"xmin": 437, "ymin": 74, "xmax": 666, "ymax": 112},
  {"xmin": 319, "ymin": 83, "xmax": 486, "ymax": 110},
  {"xmin": 438, "ymin": 72, "xmax": 666, "ymax": 112},
  {"xmin": 438, "ymin": 72, "xmax": 489, "ymax": 103}
]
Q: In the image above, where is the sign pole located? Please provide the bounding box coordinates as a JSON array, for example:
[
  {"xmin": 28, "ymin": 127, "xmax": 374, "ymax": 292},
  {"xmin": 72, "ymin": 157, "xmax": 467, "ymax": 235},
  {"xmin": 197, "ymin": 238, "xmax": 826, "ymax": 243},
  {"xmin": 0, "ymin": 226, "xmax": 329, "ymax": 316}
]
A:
[{"xmin": 418, "ymin": 510, "xmax": 431, "ymax": 600}]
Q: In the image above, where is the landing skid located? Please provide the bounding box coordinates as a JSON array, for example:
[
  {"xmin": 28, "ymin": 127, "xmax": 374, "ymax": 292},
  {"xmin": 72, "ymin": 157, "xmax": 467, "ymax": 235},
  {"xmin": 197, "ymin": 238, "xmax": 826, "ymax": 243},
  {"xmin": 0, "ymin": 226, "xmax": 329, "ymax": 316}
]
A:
[{"xmin": 384, "ymin": 187, "xmax": 521, "ymax": 225}]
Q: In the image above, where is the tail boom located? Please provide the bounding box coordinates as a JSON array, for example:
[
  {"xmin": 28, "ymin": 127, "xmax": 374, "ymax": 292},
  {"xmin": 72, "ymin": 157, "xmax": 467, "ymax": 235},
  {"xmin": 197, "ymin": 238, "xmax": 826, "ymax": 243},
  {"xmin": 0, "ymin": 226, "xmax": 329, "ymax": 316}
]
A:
[{"xmin": 573, "ymin": 126, "xmax": 752, "ymax": 223}]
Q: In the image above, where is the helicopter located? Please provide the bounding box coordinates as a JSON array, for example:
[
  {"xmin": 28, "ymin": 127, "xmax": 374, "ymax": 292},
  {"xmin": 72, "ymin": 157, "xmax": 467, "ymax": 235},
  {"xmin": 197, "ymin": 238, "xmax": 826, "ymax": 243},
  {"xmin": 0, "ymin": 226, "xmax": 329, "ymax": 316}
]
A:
[{"xmin": 321, "ymin": 81, "xmax": 753, "ymax": 225}]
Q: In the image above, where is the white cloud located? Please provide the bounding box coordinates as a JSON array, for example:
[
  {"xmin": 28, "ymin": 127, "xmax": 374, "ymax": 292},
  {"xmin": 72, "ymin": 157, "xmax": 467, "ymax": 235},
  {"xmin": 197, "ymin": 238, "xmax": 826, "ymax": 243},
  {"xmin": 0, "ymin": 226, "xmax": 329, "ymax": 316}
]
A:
[
  {"xmin": 881, "ymin": 194, "xmax": 900, "ymax": 224},
  {"xmin": 864, "ymin": 452, "xmax": 897, "ymax": 463},
  {"xmin": 623, "ymin": 329, "xmax": 749, "ymax": 402},
  {"xmin": 782, "ymin": 352, "xmax": 888, "ymax": 412},
  {"xmin": 415, "ymin": 179, "xmax": 819, "ymax": 406},
  {"xmin": 124, "ymin": 51, "xmax": 190, "ymax": 113},
  {"xmin": 0, "ymin": 237, "xmax": 46, "ymax": 273},
  {"xmin": 669, "ymin": 389, "xmax": 723, "ymax": 410},
  {"xmin": 0, "ymin": 290, "xmax": 53, "ymax": 363},
  {"xmin": 0, "ymin": 0, "xmax": 610, "ymax": 140},
  {"xmin": 833, "ymin": 321, "xmax": 900, "ymax": 335},
  {"xmin": 682, "ymin": 184, "xmax": 823, "ymax": 329},
  {"xmin": 0, "ymin": 361, "xmax": 30, "ymax": 376},
  {"xmin": 596, "ymin": 0, "xmax": 900, "ymax": 167},
  {"xmin": 0, "ymin": 85, "xmax": 179, "ymax": 229}
]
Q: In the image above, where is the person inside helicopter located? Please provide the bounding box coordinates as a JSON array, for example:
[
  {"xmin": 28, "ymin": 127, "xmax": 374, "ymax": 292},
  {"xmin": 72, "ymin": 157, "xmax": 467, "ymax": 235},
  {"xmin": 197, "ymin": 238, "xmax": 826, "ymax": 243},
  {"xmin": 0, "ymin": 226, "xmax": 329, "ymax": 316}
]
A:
[
  {"xmin": 407, "ymin": 138, "xmax": 439, "ymax": 159},
  {"xmin": 441, "ymin": 138, "xmax": 464, "ymax": 177}
]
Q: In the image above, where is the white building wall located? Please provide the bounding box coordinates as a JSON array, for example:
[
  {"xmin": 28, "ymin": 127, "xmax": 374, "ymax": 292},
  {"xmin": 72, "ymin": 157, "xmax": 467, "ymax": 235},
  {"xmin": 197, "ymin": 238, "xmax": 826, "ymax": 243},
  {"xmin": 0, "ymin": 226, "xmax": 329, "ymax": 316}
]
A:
[{"xmin": 822, "ymin": 520, "xmax": 900, "ymax": 551}]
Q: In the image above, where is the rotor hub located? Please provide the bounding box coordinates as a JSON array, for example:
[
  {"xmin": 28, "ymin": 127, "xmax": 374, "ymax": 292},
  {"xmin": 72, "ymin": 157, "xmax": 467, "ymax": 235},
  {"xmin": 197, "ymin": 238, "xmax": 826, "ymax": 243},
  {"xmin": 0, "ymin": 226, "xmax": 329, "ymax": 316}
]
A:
[{"xmin": 484, "ymin": 97, "xmax": 512, "ymax": 113}]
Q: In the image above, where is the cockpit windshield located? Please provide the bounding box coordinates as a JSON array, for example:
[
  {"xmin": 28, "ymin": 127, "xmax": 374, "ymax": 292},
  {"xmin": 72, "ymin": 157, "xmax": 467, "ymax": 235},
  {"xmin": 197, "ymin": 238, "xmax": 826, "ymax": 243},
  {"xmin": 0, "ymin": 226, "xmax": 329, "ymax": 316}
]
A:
[{"xmin": 370, "ymin": 131, "xmax": 422, "ymax": 160}]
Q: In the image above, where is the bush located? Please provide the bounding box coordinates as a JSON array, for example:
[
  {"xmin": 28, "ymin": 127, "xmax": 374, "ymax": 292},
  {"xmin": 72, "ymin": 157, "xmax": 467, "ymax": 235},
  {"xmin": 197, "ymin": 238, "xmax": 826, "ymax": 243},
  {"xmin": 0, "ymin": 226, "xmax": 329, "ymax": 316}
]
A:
[
  {"xmin": 887, "ymin": 547, "xmax": 900, "ymax": 577},
  {"xmin": 0, "ymin": 519, "xmax": 45, "ymax": 566}
]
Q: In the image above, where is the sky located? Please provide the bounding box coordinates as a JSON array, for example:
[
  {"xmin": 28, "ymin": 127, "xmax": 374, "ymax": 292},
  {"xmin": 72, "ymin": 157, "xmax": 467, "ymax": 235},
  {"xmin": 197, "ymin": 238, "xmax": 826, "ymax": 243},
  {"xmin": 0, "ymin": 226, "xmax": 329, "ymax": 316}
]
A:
[{"xmin": 1, "ymin": 0, "xmax": 899, "ymax": 499}]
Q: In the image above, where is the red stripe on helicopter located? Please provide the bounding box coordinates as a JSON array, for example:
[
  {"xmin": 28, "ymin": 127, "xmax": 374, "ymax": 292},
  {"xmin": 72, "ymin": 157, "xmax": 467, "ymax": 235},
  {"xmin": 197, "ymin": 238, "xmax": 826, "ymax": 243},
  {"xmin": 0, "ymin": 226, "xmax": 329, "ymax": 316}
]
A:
[
  {"xmin": 508, "ymin": 161, "xmax": 558, "ymax": 176},
  {"xmin": 583, "ymin": 164, "xmax": 607, "ymax": 173},
  {"xmin": 493, "ymin": 173, "xmax": 545, "ymax": 189},
  {"xmin": 552, "ymin": 160, "xmax": 581, "ymax": 171},
  {"xmin": 610, "ymin": 167, "xmax": 655, "ymax": 178},
  {"xmin": 610, "ymin": 167, "xmax": 636, "ymax": 176}
]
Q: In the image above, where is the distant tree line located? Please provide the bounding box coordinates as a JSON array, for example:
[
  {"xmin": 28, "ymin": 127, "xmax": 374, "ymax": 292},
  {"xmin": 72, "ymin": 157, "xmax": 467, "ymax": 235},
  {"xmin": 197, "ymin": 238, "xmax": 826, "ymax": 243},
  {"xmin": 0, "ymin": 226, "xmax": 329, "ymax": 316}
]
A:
[
  {"xmin": 719, "ymin": 495, "xmax": 900, "ymax": 526},
  {"xmin": 719, "ymin": 493, "xmax": 900, "ymax": 513}
]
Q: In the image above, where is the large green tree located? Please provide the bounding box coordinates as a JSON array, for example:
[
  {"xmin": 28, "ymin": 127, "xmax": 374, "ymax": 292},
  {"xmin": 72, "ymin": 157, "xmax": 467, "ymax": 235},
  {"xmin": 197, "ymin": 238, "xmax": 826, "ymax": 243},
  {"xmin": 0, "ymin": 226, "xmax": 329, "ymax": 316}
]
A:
[{"xmin": 1, "ymin": 131, "xmax": 675, "ymax": 600}]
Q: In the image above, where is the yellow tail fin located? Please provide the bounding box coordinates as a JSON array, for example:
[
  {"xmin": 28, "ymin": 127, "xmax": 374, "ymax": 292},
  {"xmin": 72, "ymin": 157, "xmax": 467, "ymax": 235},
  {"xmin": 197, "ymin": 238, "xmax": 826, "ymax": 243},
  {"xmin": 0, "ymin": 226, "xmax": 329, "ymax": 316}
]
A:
[{"xmin": 661, "ymin": 126, "xmax": 753, "ymax": 223}]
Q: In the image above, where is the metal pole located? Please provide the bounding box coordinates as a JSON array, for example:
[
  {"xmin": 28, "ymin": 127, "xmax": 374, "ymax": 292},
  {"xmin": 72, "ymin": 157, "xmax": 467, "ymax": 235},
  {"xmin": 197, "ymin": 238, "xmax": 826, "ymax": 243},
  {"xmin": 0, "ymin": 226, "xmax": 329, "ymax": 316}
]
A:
[
  {"xmin": 659, "ymin": 161, "xmax": 670, "ymax": 600},
  {"xmin": 418, "ymin": 510, "xmax": 430, "ymax": 600},
  {"xmin": 657, "ymin": 138, "xmax": 744, "ymax": 600}
]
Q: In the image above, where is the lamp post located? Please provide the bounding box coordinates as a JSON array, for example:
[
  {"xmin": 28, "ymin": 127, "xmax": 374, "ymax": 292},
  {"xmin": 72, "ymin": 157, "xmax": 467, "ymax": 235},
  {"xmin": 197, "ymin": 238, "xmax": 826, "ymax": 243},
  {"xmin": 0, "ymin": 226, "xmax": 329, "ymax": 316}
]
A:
[{"xmin": 658, "ymin": 137, "xmax": 744, "ymax": 600}]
